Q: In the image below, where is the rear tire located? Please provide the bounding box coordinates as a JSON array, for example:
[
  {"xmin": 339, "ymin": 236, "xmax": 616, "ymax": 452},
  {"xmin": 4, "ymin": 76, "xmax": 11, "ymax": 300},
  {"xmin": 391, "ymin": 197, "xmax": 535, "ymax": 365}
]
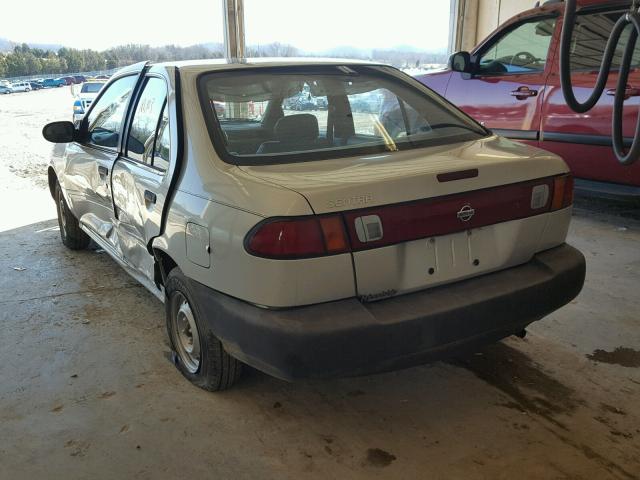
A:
[
  {"xmin": 55, "ymin": 182, "xmax": 90, "ymax": 250},
  {"xmin": 165, "ymin": 268, "xmax": 242, "ymax": 391}
]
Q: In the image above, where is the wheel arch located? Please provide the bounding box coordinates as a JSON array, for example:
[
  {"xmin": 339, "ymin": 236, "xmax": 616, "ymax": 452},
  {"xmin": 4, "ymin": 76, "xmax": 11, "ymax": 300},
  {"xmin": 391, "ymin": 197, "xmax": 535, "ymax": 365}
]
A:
[{"xmin": 152, "ymin": 246, "xmax": 179, "ymax": 289}]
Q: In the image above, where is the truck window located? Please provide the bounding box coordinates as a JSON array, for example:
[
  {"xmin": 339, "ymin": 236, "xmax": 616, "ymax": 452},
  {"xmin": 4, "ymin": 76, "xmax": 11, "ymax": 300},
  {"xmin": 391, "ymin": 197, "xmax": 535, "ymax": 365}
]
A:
[
  {"xmin": 570, "ymin": 9, "xmax": 640, "ymax": 71},
  {"xmin": 478, "ymin": 17, "xmax": 557, "ymax": 75}
]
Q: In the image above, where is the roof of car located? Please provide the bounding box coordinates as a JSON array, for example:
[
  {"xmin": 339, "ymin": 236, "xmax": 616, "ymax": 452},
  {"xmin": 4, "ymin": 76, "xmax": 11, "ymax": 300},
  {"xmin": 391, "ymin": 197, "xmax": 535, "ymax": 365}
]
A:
[{"xmin": 115, "ymin": 57, "xmax": 388, "ymax": 76}]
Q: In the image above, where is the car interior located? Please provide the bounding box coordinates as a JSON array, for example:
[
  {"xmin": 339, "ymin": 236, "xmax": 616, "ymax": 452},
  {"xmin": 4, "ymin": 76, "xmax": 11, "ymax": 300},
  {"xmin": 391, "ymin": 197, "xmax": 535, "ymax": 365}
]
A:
[{"xmin": 201, "ymin": 68, "xmax": 483, "ymax": 161}]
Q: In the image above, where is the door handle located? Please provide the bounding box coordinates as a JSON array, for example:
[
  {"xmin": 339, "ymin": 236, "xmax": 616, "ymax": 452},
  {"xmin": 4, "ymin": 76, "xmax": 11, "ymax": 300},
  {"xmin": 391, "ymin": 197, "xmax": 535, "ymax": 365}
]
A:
[
  {"xmin": 606, "ymin": 86, "xmax": 640, "ymax": 99},
  {"xmin": 144, "ymin": 190, "xmax": 157, "ymax": 205},
  {"xmin": 510, "ymin": 86, "xmax": 538, "ymax": 100},
  {"xmin": 98, "ymin": 165, "xmax": 108, "ymax": 179}
]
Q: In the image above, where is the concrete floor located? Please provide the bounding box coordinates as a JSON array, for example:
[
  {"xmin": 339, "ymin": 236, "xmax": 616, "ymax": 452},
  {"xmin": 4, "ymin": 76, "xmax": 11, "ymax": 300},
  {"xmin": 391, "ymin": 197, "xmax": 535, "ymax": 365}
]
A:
[{"xmin": 1, "ymin": 88, "xmax": 639, "ymax": 479}]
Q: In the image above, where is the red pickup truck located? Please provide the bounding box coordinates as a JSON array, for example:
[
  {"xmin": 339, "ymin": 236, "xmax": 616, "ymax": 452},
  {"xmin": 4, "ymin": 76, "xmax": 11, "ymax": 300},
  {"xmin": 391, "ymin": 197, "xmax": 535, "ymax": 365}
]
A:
[{"xmin": 417, "ymin": 0, "xmax": 640, "ymax": 197}]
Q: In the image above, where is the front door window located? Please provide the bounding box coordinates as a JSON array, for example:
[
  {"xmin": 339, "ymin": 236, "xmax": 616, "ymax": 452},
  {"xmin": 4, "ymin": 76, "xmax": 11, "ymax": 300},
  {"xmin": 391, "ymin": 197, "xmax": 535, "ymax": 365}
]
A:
[
  {"xmin": 86, "ymin": 75, "xmax": 137, "ymax": 149},
  {"xmin": 478, "ymin": 18, "xmax": 557, "ymax": 75}
]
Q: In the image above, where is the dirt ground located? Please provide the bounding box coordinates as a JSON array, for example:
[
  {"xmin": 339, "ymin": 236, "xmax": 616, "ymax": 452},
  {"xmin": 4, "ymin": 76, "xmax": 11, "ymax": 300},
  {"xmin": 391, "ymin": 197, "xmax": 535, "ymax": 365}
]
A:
[{"xmin": 0, "ymin": 87, "xmax": 639, "ymax": 479}]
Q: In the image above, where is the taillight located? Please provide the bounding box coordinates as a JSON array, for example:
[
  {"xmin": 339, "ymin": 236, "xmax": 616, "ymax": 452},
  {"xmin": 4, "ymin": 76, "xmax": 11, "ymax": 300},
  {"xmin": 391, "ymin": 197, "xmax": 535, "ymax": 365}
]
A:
[
  {"xmin": 245, "ymin": 215, "xmax": 349, "ymax": 259},
  {"xmin": 246, "ymin": 175, "xmax": 573, "ymax": 259},
  {"xmin": 318, "ymin": 216, "xmax": 350, "ymax": 253},
  {"xmin": 550, "ymin": 175, "xmax": 574, "ymax": 211}
]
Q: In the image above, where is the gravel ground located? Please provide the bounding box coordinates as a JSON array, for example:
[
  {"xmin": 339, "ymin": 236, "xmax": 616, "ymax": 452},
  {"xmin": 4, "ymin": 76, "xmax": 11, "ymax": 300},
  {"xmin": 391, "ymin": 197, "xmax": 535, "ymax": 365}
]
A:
[
  {"xmin": 0, "ymin": 86, "xmax": 72, "ymax": 186},
  {"xmin": 0, "ymin": 87, "xmax": 73, "ymax": 230}
]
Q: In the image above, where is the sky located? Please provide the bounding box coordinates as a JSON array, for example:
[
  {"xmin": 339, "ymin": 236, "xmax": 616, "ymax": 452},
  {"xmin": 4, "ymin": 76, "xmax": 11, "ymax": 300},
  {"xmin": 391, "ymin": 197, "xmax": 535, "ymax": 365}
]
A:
[{"xmin": 1, "ymin": 0, "xmax": 451, "ymax": 52}]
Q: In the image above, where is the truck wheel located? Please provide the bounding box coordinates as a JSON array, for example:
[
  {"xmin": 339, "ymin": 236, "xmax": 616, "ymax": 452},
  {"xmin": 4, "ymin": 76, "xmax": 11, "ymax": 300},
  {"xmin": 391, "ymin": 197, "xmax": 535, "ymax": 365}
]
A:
[
  {"xmin": 165, "ymin": 268, "xmax": 242, "ymax": 391},
  {"xmin": 55, "ymin": 182, "xmax": 90, "ymax": 250}
]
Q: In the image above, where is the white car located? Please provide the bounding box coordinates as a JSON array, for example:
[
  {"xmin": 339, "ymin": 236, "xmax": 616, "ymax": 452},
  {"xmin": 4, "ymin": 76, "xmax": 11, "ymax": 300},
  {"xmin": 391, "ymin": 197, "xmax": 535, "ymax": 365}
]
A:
[
  {"xmin": 72, "ymin": 81, "xmax": 106, "ymax": 122},
  {"xmin": 43, "ymin": 59, "xmax": 585, "ymax": 391},
  {"xmin": 10, "ymin": 81, "xmax": 31, "ymax": 92}
]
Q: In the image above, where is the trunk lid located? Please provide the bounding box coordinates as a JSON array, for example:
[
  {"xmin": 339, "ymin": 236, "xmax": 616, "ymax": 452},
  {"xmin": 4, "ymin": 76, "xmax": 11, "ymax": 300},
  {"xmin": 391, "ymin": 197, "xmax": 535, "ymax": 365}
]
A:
[
  {"xmin": 239, "ymin": 136, "xmax": 570, "ymax": 299},
  {"xmin": 239, "ymin": 137, "xmax": 566, "ymax": 214}
]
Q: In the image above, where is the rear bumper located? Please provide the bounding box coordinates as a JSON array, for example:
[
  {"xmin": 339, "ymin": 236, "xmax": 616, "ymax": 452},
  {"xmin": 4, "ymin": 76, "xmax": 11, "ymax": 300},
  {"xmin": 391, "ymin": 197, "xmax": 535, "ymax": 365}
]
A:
[{"xmin": 191, "ymin": 244, "xmax": 585, "ymax": 381}]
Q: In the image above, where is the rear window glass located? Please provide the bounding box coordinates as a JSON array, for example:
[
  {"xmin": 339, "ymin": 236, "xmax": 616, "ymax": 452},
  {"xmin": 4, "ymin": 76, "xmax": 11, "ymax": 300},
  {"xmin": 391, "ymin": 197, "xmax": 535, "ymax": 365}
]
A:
[
  {"xmin": 199, "ymin": 65, "xmax": 487, "ymax": 165},
  {"xmin": 81, "ymin": 82, "xmax": 105, "ymax": 93}
]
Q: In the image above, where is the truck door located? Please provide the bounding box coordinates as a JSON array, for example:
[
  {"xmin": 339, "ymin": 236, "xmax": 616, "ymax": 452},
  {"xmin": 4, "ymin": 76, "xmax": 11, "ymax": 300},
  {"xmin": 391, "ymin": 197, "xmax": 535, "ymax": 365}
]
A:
[
  {"xmin": 540, "ymin": 5, "xmax": 640, "ymax": 187},
  {"xmin": 446, "ymin": 15, "xmax": 558, "ymax": 145},
  {"xmin": 110, "ymin": 69, "xmax": 176, "ymax": 282}
]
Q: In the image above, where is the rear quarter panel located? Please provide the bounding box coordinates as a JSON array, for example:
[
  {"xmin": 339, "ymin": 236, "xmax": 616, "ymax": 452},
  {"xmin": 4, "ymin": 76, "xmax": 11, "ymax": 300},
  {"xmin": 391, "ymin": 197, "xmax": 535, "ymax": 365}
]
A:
[{"xmin": 153, "ymin": 191, "xmax": 356, "ymax": 307}]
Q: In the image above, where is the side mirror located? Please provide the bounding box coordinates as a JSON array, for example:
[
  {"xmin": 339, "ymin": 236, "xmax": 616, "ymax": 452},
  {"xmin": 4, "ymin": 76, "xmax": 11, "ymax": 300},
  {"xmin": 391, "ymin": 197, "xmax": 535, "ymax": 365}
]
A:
[
  {"xmin": 42, "ymin": 121, "xmax": 76, "ymax": 143},
  {"xmin": 449, "ymin": 51, "xmax": 473, "ymax": 73}
]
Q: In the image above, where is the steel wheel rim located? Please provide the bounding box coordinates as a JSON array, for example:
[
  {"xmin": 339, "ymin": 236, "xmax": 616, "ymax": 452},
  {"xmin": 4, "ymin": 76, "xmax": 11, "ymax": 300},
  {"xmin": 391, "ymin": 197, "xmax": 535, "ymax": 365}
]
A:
[
  {"xmin": 172, "ymin": 293, "xmax": 201, "ymax": 373},
  {"xmin": 57, "ymin": 194, "xmax": 67, "ymax": 237}
]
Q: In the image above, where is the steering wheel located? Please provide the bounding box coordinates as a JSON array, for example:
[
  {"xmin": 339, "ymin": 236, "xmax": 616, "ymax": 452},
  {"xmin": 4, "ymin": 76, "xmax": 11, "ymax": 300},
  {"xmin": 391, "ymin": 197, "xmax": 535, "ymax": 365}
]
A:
[{"xmin": 509, "ymin": 51, "xmax": 538, "ymax": 67}]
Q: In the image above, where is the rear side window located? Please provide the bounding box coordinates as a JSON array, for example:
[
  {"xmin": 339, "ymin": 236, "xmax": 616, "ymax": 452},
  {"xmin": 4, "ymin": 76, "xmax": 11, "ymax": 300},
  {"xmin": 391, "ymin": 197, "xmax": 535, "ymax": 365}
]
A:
[
  {"xmin": 86, "ymin": 75, "xmax": 137, "ymax": 149},
  {"xmin": 153, "ymin": 105, "xmax": 171, "ymax": 172},
  {"xmin": 199, "ymin": 65, "xmax": 487, "ymax": 165},
  {"xmin": 127, "ymin": 77, "xmax": 170, "ymax": 170},
  {"xmin": 478, "ymin": 17, "xmax": 557, "ymax": 75},
  {"xmin": 570, "ymin": 9, "xmax": 640, "ymax": 71}
]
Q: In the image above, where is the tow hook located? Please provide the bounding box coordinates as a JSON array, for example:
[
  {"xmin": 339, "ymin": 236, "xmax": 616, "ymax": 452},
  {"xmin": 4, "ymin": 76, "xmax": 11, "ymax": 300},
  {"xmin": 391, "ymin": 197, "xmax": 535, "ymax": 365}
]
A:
[{"xmin": 515, "ymin": 329, "xmax": 527, "ymax": 339}]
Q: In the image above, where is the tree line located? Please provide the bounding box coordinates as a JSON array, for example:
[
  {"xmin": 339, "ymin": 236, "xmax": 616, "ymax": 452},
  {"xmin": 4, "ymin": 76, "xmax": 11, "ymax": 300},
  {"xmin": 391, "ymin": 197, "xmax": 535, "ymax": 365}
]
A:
[
  {"xmin": 0, "ymin": 43, "xmax": 229, "ymax": 78},
  {"xmin": 0, "ymin": 42, "xmax": 447, "ymax": 79}
]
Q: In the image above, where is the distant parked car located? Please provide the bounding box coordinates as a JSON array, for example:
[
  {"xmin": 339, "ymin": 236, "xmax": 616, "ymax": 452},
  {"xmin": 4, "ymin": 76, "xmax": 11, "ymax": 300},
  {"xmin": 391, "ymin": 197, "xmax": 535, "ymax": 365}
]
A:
[
  {"xmin": 29, "ymin": 81, "xmax": 44, "ymax": 90},
  {"xmin": 316, "ymin": 97, "xmax": 328, "ymax": 110},
  {"xmin": 349, "ymin": 93, "xmax": 382, "ymax": 114},
  {"xmin": 284, "ymin": 93, "xmax": 318, "ymax": 111},
  {"xmin": 60, "ymin": 77, "xmax": 75, "ymax": 86},
  {"xmin": 10, "ymin": 82, "xmax": 32, "ymax": 92},
  {"xmin": 96, "ymin": 74, "xmax": 110, "ymax": 80},
  {"xmin": 0, "ymin": 85, "xmax": 13, "ymax": 95},
  {"xmin": 72, "ymin": 80, "xmax": 106, "ymax": 122},
  {"xmin": 73, "ymin": 75, "xmax": 86, "ymax": 83},
  {"xmin": 43, "ymin": 78, "xmax": 66, "ymax": 88}
]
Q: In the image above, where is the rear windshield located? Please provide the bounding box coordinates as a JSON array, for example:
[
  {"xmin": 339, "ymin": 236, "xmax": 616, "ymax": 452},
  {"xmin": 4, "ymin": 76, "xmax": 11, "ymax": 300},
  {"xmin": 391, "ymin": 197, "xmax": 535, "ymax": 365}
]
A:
[
  {"xmin": 199, "ymin": 65, "xmax": 488, "ymax": 165},
  {"xmin": 81, "ymin": 82, "xmax": 105, "ymax": 93}
]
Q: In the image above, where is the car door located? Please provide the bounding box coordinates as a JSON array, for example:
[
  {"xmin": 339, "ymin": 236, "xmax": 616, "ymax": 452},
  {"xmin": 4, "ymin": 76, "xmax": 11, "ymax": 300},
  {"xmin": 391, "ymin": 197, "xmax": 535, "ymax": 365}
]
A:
[
  {"xmin": 110, "ymin": 70, "xmax": 175, "ymax": 282},
  {"xmin": 62, "ymin": 74, "xmax": 139, "ymax": 244},
  {"xmin": 445, "ymin": 15, "xmax": 558, "ymax": 145},
  {"xmin": 540, "ymin": 5, "xmax": 640, "ymax": 187}
]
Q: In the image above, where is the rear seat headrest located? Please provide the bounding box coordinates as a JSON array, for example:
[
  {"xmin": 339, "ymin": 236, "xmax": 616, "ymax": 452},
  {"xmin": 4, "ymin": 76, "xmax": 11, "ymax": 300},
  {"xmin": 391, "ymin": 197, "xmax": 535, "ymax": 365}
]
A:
[{"xmin": 275, "ymin": 114, "xmax": 319, "ymax": 141}]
